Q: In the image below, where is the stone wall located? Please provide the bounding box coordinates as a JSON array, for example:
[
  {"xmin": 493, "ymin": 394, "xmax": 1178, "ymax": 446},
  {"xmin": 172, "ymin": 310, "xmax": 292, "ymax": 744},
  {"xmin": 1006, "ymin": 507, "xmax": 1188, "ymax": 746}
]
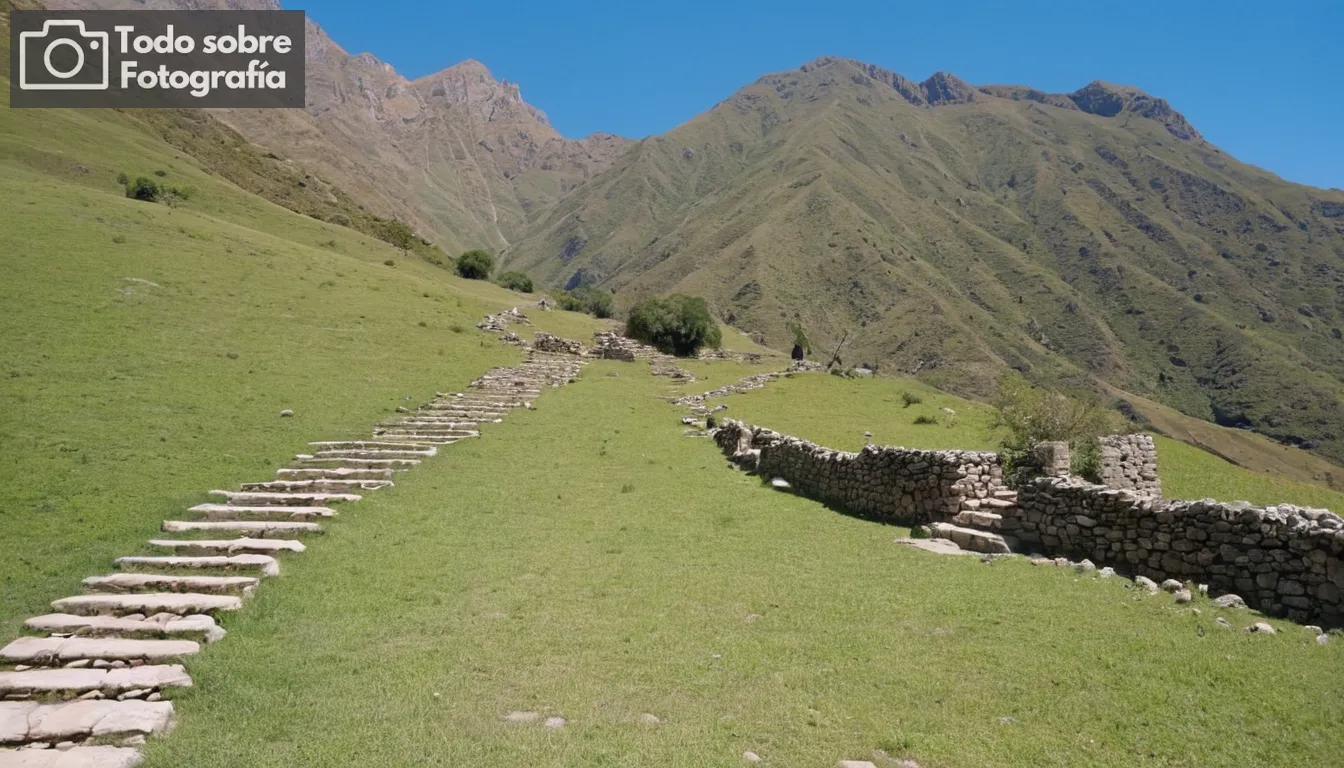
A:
[
  {"xmin": 532, "ymin": 332, "xmax": 586, "ymax": 356},
  {"xmin": 1098, "ymin": 433, "xmax": 1161, "ymax": 497},
  {"xmin": 1010, "ymin": 477, "xmax": 1344, "ymax": 625},
  {"xmin": 713, "ymin": 419, "xmax": 1005, "ymax": 524}
]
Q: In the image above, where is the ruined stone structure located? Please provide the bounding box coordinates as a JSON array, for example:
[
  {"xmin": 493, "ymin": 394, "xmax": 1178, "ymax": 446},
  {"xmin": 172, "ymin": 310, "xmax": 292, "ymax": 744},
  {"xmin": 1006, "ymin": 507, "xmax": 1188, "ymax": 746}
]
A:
[
  {"xmin": 532, "ymin": 331, "xmax": 586, "ymax": 356},
  {"xmin": 1098, "ymin": 433, "xmax": 1162, "ymax": 496},
  {"xmin": 1009, "ymin": 478, "xmax": 1343, "ymax": 625},
  {"xmin": 713, "ymin": 419, "xmax": 1004, "ymax": 524}
]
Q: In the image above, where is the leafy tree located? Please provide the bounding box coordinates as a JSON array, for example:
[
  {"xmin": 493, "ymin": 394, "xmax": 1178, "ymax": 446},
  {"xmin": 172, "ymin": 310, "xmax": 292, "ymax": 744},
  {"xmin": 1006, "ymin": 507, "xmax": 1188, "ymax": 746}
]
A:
[
  {"xmin": 496, "ymin": 270, "xmax": 534, "ymax": 293},
  {"xmin": 554, "ymin": 285, "xmax": 613, "ymax": 318},
  {"xmin": 625, "ymin": 294, "xmax": 722, "ymax": 357},
  {"xmin": 991, "ymin": 374, "xmax": 1122, "ymax": 481},
  {"xmin": 125, "ymin": 176, "xmax": 163, "ymax": 202},
  {"xmin": 455, "ymin": 249, "xmax": 494, "ymax": 280},
  {"xmin": 373, "ymin": 218, "xmax": 416, "ymax": 251}
]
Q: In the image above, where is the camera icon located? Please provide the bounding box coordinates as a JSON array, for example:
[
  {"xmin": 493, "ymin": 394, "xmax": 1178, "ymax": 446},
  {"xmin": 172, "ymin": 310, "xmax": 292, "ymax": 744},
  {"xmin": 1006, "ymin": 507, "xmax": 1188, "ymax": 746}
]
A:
[{"xmin": 18, "ymin": 19, "xmax": 110, "ymax": 91}]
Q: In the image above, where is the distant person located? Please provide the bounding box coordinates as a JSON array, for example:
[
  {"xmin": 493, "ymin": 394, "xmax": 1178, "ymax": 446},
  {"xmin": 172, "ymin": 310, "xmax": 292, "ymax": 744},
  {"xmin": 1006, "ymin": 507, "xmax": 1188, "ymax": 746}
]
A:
[{"xmin": 791, "ymin": 343, "xmax": 805, "ymax": 361}]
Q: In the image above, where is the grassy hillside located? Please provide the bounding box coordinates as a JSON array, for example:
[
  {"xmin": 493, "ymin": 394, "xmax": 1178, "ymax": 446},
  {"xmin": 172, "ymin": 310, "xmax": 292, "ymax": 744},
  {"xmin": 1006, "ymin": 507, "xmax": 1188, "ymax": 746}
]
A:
[
  {"xmin": 502, "ymin": 57, "xmax": 1344, "ymax": 469},
  {"xmin": 711, "ymin": 372, "xmax": 1344, "ymax": 512},
  {"xmin": 0, "ymin": 22, "xmax": 608, "ymax": 634},
  {"xmin": 139, "ymin": 361, "xmax": 1343, "ymax": 768}
]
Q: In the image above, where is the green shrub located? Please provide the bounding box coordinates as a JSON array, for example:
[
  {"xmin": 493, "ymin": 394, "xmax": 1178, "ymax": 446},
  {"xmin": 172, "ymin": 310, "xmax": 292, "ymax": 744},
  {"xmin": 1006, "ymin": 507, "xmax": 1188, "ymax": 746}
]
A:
[
  {"xmin": 125, "ymin": 176, "xmax": 163, "ymax": 202},
  {"xmin": 115, "ymin": 171, "xmax": 129, "ymax": 186},
  {"xmin": 555, "ymin": 285, "xmax": 613, "ymax": 318},
  {"xmin": 901, "ymin": 392, "xmax": 922, "ymax": 408},
  {"xmin": 496, "ymin": 270, "xmax": 534, "ymax": 293},
  {"xmin": 625, "ymin": 294, "xmax": 722, "ymax": 357},
  {"xmin": 372, "ymin": 218, "xmax": 416, "ymax": 251},
  {"xmin": 991, "ymin": 374, "xmax": 1121, "ymax": 482},
  {"xmin": 913, "ymin": 414, "xmax": 938, "ymax": 425},
  {"xmin": 455, "ymin": 249, "xmax": 494, "ymax": 280}
]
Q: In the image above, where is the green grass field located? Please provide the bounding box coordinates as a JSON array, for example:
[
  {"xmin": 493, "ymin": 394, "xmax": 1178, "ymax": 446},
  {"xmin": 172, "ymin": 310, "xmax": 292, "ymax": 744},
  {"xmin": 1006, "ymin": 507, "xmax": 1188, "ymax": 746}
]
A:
[{"xmin": 138, "ymin": 361, "xmax": 1342, "ymax": 767}]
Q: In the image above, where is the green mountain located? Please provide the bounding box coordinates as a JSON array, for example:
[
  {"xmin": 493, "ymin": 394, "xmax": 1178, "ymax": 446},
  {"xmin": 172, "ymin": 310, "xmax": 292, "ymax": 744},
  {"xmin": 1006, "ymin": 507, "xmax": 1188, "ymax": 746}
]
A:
[{"xmin": 500, "ymin": 57, "xmax": 1344, "ymax": 464}]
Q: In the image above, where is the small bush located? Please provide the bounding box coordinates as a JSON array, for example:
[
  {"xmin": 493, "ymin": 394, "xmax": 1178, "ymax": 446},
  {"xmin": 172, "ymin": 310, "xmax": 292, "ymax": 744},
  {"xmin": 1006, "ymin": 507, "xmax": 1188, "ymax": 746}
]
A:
[
  {"xmin": 111, "ymin": 234, "xmax": 127, "ymax": 244},
  {"xmin": 449, "ymin": 323, "xmax": 465, "ymax": 334},
  {"xmin": 496, "ymin": 270, "xmax": 534, "ymax": 293},
  {"xmin": 992, "ymin": 373, "xmax": 1121, "ymax": 482},
  {"xmin": 153, "ymin": 169, "xmax": 168, "ymax": 177},
  {"xmin": 383, "ymin": 259, "xmax": 396, "ymax": 267},
  {"xmin": 913, "ymin": 414, "xmax": 938, "ymax": 425},
  {"xmin": 125, "ymin": 176, "xmax": 163, "ymax": 202},
  {"xmin": 901, "ymin": 391, "xmax": 922, "ymax": 408},
  {"xmin": 555, "ymin": 285, "xmax": 613, "ymax": 318},
  {"xmin": 455, "ymin": 249, "xmax": 494, "ymax": 280},
  {"xmin": 373, "ymin": 218, "xmax": 416, "ymax": 251},
  {"xmin": 625, "ymin": 294, "xmax": 722, "ymax": 357},
  {"xmin": 115, "ymin": 171, "xmax": 129, "ymax": 186}
]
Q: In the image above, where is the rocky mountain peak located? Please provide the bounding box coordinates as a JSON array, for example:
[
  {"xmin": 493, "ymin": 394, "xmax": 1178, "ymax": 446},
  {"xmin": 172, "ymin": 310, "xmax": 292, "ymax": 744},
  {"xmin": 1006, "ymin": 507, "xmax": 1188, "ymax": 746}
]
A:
[
  {"xmin": 1068, "ymin": 81, "xmax": 1201, "ymax": 141},
  {"xmin": 920, "ymin": 71, "xmax": 978, "ymax": 105}
]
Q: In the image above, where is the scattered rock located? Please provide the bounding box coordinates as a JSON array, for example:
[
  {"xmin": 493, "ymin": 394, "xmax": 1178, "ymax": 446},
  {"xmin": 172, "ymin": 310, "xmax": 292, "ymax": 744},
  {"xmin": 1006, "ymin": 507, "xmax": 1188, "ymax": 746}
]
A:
[
  {"xmin": 280, "ymin": 409, "xmax": 294, "ymax": 417},
  {"xmin": 1135, "ymin": 576, "xmax": 1159, "ymax": 594},
  {"xmin": 1074, "ymin": 559, "xmax": 1096, "ymax": 573},
  {"xmin": 1197, "ymin": 583, "xmax": 1209, "ymax": 596},
  {"xmin": 1173, "ymin": 589, "xmax": 1192, "ymax": 605},
  {"xmin": 837, "ymin": 761, "xmax": 879, "ymax": 768},
  {"xmin": 769, "ymin": 477, "xmax": 792, "ymax": 490},
  {"xmin": 1160, "ymin": 579, "xmax": 1183, "ymax": 593},
  {"xmin": 503, "ymin": 711, "xmax": 539, "ymax": 723},
  {"xmin": 1211, "ymin": 594, "xmax": 1246, "ymax": 609},
  {"xmin": 998, "ymin": 716, "xmax": 1017, "ymax": 725},
  {"xmin": 1245, "ymin": 622, "xmax": 1276, "ymax": 635},
  {"xmin": 1215, "ymin": 617, "xmax": 1231, "ymax": 630},
  {"xmin": 743, "ymin": 752, "xmax": 763, "ymax": 763},
  {"xmin": 1098, "ymin": 567, "xmax": 1116, "ymax": 578},
  {"xmin": 544, "ymin": 716, "xmax": 566, "ymax": 729},
  {"xmin": 1305, "ymin": 625, "xmax": 1324, "ymax": 636},
  {"xmin": 1317, "ymin": 634, "xmax": 1330, "ymax": 646},
  {"xmin": 639, "ymin": 713, "xmax": 663, "ymax": 725}
]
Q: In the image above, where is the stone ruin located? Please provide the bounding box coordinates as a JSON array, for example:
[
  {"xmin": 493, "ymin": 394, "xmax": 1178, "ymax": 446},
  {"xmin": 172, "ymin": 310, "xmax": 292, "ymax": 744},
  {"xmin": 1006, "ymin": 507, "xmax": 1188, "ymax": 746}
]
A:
[
  {"xmin": 477, "ymin": 307, "xmax": 529, "ymax": 334},
  {"xmin": 707, "ymin": 411, "xmax": 1343, "ymax": 626},
  {"xmin": 532, "ymin": 331, "xmax": 586, "ymax": 356},
  {"xmin": 592, "ymin": 330, "xmax": 641, "ymax": 361}
]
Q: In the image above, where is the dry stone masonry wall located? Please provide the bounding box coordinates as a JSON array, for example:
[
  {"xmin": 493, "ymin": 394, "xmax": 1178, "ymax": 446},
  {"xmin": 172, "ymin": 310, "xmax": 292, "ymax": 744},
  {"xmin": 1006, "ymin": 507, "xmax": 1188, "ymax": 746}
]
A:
[
  {"xmin": 1009, "ymin": 478, "xmax": 1344, "ymax": 625},
  {"xmin": 0, "ymin": 318, "xmax": 588, "ymax": 765},
  {"xmin": 1098, "ymin": 434, "xmax": 1162, "ymax": 496},
  {"xmin": 714, "ymin": 419, "xmax": 1005, "ymax": 524}
]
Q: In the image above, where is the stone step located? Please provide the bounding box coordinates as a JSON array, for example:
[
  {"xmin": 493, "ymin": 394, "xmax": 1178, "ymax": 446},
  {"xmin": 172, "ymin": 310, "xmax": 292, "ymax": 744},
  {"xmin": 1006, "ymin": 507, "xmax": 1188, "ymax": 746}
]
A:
[
  {"xmin": 50, "ymin": 594, "xmax": 241, "ymax": 618},
  {"xmin": 307, "ymin": 450, "xmax": 431, "ymax": 461},
  {"xmin": 307, "ymin": 440, "xmax": 437, "ymax": 453},
  {"xmin": 0, "ymin": 745, "xmax": 146, "ymax": 766},
  {"xmin": 23, "ymin": 615, "xmax": 224, "ymax": 644},
  {"xmin": 373, "ymin": 427, "xmax": 477, "ymax": 438},
  {"xmin": 381, "ymin": 420, "xmax": 480, "ymax": 428},
  {"xmin": 82, "ymin": 574, "xmax": 258, "ymax": 597},
  {"xmin": 207, "ymin": 490, "xmax": 360, "ymax": 506},
  {"xmin": 0, "ymin": 665, "xmax": 191, "ymax": 698},
  {"xmin": 364, "ymin": 435, "xmax": 461, "ymax": 446},
  {"xmin": 952, "ymin": 510, "xmax": 1003, "ymax": 529},
  {"xmin": 992, "ymin": 489, "xmax": 1018, "ymax": 500},
  {"xmin": 188, "ymin": 504, "xmax": 333, "ymax": 522},
  {"xmin": 147, "ymin": 538, "xmax": 305, "ymax": 556},
  {"xmin": 274, "ymin": 467, "xmax": 393, "ymax": 481},
  {"xmin": 115, "ymin": 555, "xmax": 278, "ymax": 577},
  {"xmin": 288, "ymin": 457, "xmax": 420, "ymax": 470},
  {"xmin": 981, "ymin": 497, "xmax": 1016, "ymax": 510},
  {"xmin": 237, "ymin": 479, "xmax": 391, "ymax": 493},
  {"xmin": 418, "ymin": 404, "xmax": 506, "ymax": 413},
  {"xmin": 928, "ymin": 523, "xmax": 1016, "ymax": 554},
  {"xmin": 960, "ymin": 498, "xmax": 981, "ymax": 510},
  {"xmin": 1, "ymin": 699, "xmax": 173, "ymax": 747},
  {"xmin": 160, "ymin": 521, "xmax": 323, "ymax": 537},
  {"xmin": 1, "ymin": 637, "xmax": 199, "ymax": 666}
]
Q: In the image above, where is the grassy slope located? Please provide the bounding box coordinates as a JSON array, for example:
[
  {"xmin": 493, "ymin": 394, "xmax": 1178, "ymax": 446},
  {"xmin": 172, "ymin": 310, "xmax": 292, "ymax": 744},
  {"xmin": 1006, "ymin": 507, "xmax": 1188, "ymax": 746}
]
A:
[
  {"xmin": 0, "ymin": 49, "xmax": 605, "ymax": 634},
  {"xmin": 143, "ymin": 361, "xmax": 1342, "ymax": 768},
  {"xmin": 713, "ymin": 372, "xmax": 1344, "ymax": 511}
]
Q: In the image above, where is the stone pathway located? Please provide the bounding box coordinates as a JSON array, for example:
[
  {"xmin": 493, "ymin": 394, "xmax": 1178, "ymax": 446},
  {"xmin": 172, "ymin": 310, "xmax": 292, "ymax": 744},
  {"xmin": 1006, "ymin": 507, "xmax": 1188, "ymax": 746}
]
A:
[{"xmin": 0, "ymin": 326, "xmax": 587, "ymax": 766}]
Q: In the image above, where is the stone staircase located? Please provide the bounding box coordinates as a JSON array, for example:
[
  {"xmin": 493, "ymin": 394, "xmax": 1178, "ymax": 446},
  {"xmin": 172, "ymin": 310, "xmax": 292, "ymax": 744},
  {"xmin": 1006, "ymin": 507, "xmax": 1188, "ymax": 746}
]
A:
[
  {"xmin": 928, "ymin": 488, "xmax": 1021, "ymax": 554},
  {"xmin": 0, "ymin": 346, "xmax": 586, "ymax": 765}
]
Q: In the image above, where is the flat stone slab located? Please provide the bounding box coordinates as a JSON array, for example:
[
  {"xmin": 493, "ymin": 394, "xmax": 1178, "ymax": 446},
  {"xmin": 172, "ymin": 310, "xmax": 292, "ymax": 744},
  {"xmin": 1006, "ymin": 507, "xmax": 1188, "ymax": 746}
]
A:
[
  {"xmin": 1, "ymin": 637, "xmax": 199, "ymax": 665},
  {"xmin": 23, "ymin": 615, "xmax": 223, "ymax": 644},
  {"xmin": 309, "ymin": 450, "xmax": 432, "ymax": 460},
  {"xmin": 51, "ymin": 594, "xmax": 241, "ymax": 618},
  {"xmin": 383, "ymin": 420, "xmax": 478, "ymax": 428},
  {"xmin": 82, "ymin": 574, "xmax": 258, "ymax": 596},
  {"xmin": 289, "ymin": 457, "xmax": 420, "ymax": 470},
  {"xmin": 207, "ymin": 490, "xmax": 360, "ymax": 506},
  {"xmin": 0, "ymin": 745, "xmax": 146, "ymax": 767},
  {"xmin": 894, "ymin": 537, "xmax": 982, "ymax": 556},
  {"xmin": 161, "ymin": 521, "xmax": 322, "ymax": 537},
  {"xmin": 0, "ymin": 666, "xmax": 191, "ymax": 696},
  {"xmin": 147, "ymin": 538, "xmax": 305, "ymax": 556},
  {"xmin": 115, "ymin": 555, "xmax": 278, "ymax": 577},
  {"xmin": 366, "ymin": 435, "xmax": 461, "ymax": 445},
  {"xmin": 274, "ymin": 468, "xmax": 393, "ymax": 481},
  {"xmin": 189, "ymin": 503, "xmax": 333, "ymax": 521},
  {"xmin": 1, "ymin": 699, "xmax": 172, "ymax": 746},
  {"xmin": 929, "ymin": 522, "xmax": 1014, "ymax": 554},
  {"xmin": 308, "ymin": 441, "xmax": 436, "ymax": 454},
  {"xmin": 237, "ymin": 480, "xmax": 391, "ymax": 492}
]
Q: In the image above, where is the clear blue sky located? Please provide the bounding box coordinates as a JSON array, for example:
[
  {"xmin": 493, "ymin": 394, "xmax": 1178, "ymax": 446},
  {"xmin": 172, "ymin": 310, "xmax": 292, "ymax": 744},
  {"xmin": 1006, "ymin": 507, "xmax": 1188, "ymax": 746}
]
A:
[{"xmin": 303, "ymin": 0, "xmax": 1343, "ymax": 190}]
